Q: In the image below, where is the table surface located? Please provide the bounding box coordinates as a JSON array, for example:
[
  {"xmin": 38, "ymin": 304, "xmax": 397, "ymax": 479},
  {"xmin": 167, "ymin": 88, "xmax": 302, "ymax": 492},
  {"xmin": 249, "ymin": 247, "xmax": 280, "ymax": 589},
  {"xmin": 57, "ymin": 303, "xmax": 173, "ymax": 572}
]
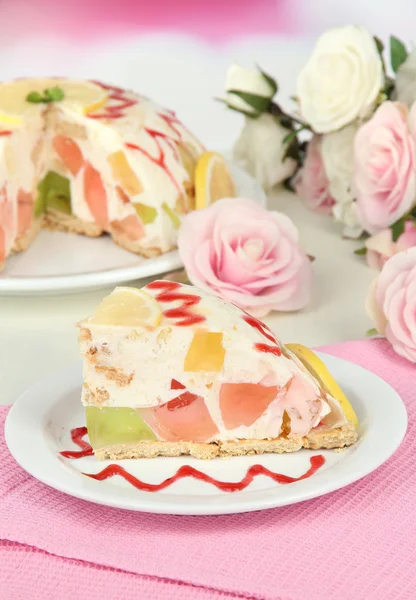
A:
[{"xmin": 0, "ymin": 188, "xmax": 375, "ymax": 406}]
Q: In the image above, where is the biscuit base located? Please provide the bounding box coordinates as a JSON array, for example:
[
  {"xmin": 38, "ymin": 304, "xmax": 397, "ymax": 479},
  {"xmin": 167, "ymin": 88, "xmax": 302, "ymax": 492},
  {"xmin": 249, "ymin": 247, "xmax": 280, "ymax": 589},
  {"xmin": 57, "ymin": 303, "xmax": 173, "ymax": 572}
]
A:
[
  {"xmin": 43, "ymin": 209, "xmax": 103, "ymax": 237},
  {"xmin": 44, "ymin": 209, "xmax": 171, "ymax": 259},
  {"xmin": 94, "ymin": 424, "xmax": 358, "ymax": 460},
  {"xmin": 12, "ymin": 218, "xmax": 43, "ymax": 253}
]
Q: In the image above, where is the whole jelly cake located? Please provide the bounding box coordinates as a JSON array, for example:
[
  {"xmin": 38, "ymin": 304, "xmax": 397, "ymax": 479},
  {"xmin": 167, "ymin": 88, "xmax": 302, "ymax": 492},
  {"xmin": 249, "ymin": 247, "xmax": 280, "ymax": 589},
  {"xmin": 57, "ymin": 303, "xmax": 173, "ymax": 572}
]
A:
[
  {"xmin": 0, "ymin": 78, "xmax": 235, "ymax": 269},
  {"xmin": 77, "ymin": 281, "xmax": 358, "ymax": 459}
]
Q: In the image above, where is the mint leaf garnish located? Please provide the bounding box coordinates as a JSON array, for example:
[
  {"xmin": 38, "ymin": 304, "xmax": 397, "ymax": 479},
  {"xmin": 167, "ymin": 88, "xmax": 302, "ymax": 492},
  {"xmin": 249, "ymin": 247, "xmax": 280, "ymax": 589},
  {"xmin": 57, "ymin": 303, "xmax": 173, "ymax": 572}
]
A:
[
  {"xmin": 26, "ymin": 87, "xmax": 65, "ymax": 104},
  {"xmin": 44, "ymin": 86, "xmax": 64, "ymax": 102},
  {"xmin": 26, "ymin": 91, "xmax": 43, "ymax": 103}
]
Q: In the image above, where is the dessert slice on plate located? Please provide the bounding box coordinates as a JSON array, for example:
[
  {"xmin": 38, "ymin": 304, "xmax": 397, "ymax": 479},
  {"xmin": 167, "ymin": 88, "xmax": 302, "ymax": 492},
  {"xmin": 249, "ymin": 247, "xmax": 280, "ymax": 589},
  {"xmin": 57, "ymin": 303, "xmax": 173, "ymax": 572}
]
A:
[{"xmin": 78, "ymin": 281, "xmax": 358, "ymax": 459}]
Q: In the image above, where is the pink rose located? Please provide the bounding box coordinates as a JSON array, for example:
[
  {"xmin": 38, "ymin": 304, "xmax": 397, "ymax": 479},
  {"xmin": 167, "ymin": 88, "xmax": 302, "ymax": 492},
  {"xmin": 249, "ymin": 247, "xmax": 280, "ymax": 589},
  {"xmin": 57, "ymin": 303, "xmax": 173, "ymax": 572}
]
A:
[
  {"xmin": 365, "ymin": 221, "xmax": 416, "ymax": 270},
  {"xmin": 294, "ymin": 135, "xmax": 335, "ymax": 214},
  {"xmin": 177, "ymin": 198, "xmax": 313, "ymax": 318},
  {"xmin": 354, "ymin": 101, "xmax": 416, "ymax": 234},
  {"xmin": 366, "ymin": 247, "xmax": 416, "ymax": 363}
]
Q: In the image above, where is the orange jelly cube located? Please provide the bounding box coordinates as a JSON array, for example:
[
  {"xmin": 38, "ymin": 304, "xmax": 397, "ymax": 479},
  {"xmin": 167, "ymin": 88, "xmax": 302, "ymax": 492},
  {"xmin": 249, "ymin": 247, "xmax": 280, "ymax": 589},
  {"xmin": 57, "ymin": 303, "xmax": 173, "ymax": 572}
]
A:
[
  {"xmin": 108, "ymin": 151, "xmax": 143, "ymax": 196},
  {"xmin": 220, "ymin": 383, "xmax": 278, "ymax": 430},
  {"xmin": 184, "ymin": 331, "xmax": 225, "ymax": 372}
]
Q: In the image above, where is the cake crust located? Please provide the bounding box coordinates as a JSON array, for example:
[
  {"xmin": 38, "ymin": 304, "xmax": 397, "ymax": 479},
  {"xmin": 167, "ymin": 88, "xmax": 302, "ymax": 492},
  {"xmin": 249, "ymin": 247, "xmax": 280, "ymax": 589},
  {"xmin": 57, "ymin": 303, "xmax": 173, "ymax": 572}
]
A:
[{"xmin": 93, "ymin": 424, "xmax": 358, "ymax": 460}]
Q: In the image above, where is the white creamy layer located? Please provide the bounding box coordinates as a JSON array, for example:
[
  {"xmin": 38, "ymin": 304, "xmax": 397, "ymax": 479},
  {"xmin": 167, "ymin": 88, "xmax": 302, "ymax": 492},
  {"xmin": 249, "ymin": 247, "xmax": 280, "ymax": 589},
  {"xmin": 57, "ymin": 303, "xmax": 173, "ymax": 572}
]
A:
[{"xmin": 80, "ymin": 284, "xmax": 348, "ymax": 441}]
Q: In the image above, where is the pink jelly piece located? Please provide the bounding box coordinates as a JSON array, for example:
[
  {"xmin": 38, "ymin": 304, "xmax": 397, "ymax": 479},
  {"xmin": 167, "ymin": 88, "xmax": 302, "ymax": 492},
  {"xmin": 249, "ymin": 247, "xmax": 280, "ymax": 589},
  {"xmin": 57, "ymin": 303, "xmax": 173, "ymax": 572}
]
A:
[
  {"xmin": 52, "ymin": 135, "xmax": 84, "ymax": 176},
  {"xmin": 141, "ymin": 388, "xmax": 219, "ymax": 443},
  {"xmin": 83, "ymin": 161, "xmax": 109, "ymax": 229},
  {"xmin": 220, "ymin": 383, "xmax": 279, "ymax": 430}
]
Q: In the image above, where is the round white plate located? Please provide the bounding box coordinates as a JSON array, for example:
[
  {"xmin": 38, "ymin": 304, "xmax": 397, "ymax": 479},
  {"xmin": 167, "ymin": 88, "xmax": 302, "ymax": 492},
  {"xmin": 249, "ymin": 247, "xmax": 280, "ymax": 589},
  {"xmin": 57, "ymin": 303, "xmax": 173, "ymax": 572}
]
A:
[
  {"xmin": 0, "ymin": 163, "xmax": 265, "ymax": 296},
  {"xmin": 5, "ymin": 353, "xmax": 407, "ymax": 515}
]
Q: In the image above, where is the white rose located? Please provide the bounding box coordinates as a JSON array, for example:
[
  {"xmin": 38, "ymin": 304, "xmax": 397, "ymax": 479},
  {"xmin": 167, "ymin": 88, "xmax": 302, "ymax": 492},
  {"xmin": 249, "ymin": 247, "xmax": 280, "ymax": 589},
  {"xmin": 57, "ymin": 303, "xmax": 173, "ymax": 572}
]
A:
[
  {"xmin": 321, "ymin": 122, "xmax": 358, "ymax": 204},
  {"xmin": 297, "ymin": 26, "xmax": 384, "ymax": 133},
  {"xmin": 395, "ymin": 49, "xmax": 416, "ymax": 106},
  {"xmin": 321, "ymin": 122, "xmax": 363, "ymax": 237},
  {"xmin": 332, "ymin": 201, "xmax": 363, "ymax": 239},
  {"xmin": 233, "ymin": 113, "xmax": 297, "ymax": 191},
  {"xmin": 224, "ymin": 63, "xmax": 277, "ymax": 117}
]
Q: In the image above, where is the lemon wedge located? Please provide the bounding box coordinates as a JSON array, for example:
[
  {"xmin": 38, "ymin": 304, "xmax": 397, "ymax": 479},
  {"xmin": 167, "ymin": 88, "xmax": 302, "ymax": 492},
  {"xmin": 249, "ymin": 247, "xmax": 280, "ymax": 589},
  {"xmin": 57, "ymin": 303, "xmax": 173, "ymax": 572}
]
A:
[
  {"xmin": 0, "ymin": 79, "xmax": 108, "ymax": 128},
  {"xmin": 194, "ymin": 151, "xmax": 237, "ymax": 210},
  {"xmin": 286, "ymin": 343, "xmax": 359, "ymax": 429},
  {"xmin": 90, "ymin": 287, "xmax": 162, "ymax": 329}
]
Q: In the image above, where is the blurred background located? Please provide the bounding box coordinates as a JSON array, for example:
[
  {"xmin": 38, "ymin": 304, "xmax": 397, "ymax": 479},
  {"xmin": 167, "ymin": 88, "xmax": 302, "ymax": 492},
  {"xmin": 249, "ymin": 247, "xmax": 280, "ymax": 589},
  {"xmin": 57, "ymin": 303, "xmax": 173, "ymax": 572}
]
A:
[{"xmin": 1, "ymin": 0, "xmax": 414, "ymax": 150}]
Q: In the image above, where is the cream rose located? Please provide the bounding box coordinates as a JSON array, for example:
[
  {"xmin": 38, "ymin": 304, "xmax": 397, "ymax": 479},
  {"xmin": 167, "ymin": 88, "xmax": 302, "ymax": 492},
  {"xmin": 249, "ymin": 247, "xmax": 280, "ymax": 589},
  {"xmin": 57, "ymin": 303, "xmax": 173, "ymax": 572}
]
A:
[
  {"xmin": 297, "ymin": 26, "xmax": 384, "ymax": 133},
  {"xmin": 321, "ymin": 123, "xmax": 363, "ymax": 238},
  {"xmin": 321, "ymin": 123, "xmax": 358, "ymax": 204},
  {"xmin": 233, "ymin": 113, "xmax": 297, "ymax": 191},
  {"xmin": 223, "ymin": 63, "xmax": 277, "ymax": 117}
]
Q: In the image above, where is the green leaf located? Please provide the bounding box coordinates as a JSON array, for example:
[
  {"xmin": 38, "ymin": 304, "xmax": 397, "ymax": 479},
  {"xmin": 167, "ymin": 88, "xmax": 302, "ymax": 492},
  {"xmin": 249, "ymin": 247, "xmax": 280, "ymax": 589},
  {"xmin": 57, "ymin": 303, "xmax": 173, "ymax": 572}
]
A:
[
  {"xmin": 391, "ymin": 217, "xmax": 406, "ymax": 242},
  {"xmin": 354, "ymin": 247, "xmax": 367, "ymax": 256},
  {"xmin": 283, "ymin": 129, "xmax": 298, "ymax": 145},
  {"xmin": 374, "ymin": 36, "xmax": 384, "ymax": 55},
  {"xmin": 390, "ymin": 35, "xmax": 408, "ymax": 73},
  {"xmin": 256, "ymin": 65, "xmax": 278, "ymax": 96},
  {"xmin": 215, "ymin": 97, "xmax": 259, "ymax": 118},
  {"xmin": 26, "ymin": 91, "xmax": 43, "ymax": 103},
  {"xmin": 227, "ymin": 90, "xmax": 271, "ymax": 114},
  {"xmin": 283, "ymin": 177, "xmax": 295, "ymax": 193},
  {"xmin": 366, "ymin": 328, "xmax": 378, "ymax": 338},
  {"xmin": 44, "ymin": 86, "xmax": 64, "ymax": 102},
  {"xmin": 269, "ymin": 102, "xmax": 284, "ymax": 117}
]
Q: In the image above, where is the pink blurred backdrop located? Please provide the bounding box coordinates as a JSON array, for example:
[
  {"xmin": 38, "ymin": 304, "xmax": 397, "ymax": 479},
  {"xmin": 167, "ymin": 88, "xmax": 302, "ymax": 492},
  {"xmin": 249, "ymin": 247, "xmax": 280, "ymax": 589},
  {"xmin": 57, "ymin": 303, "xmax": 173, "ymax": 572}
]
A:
[
  {"xmin": 0, "ymin": 0, "xmax": 296, "ymax": 43},
  {"xmin": 1, "ymin": 0, "xmax": 415, "ymax": 44}
]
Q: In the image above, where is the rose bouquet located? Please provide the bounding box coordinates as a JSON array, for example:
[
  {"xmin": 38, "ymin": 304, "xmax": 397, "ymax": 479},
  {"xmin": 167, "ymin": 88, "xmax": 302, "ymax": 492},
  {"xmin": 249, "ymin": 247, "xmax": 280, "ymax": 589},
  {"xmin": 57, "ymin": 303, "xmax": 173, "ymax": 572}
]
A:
[{"xmin": 221, "ymin": 26, "xmax": 416, "ymax": 259}]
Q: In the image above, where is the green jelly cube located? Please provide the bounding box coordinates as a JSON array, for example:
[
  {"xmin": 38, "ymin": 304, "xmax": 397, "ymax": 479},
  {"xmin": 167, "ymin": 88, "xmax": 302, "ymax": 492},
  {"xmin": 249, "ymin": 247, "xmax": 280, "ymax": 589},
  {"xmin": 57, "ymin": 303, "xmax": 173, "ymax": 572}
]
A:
[
  {"xmin": 36, "ymin": 170, "xmax": 71, "ymax": 216},
  {"xmin": 86, "ymin": 406, "xmax": 157, "ymax": 449},
  {"xmin": 162, "ymin": 202, "xmax": 180, "ymax": 229}
]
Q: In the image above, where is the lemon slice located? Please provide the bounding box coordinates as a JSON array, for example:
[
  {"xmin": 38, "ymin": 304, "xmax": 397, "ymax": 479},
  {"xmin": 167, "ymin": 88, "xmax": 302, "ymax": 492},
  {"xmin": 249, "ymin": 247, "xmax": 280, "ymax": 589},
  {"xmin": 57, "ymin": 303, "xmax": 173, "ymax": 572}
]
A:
[
  {"xmin": 286, "ymin": 343, "xmax": 359, "ymax": 429},
  {"xmin": 0, "ymin": 79, "xmax": 108, "ymax": 127},
  {"xmin": 194, "ymin": 151, "xmax": 237, "ymax": 210},
  {"xmin": 90, "ymin": 287, "xmax": 162, "ymax": 329}
]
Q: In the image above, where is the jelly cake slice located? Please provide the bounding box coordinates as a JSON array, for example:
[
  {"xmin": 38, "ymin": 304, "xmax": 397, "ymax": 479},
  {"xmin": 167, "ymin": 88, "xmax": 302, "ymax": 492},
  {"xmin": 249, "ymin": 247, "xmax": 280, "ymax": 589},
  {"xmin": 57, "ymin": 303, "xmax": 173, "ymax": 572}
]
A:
[{"xmin": 78, "ymin": 282, "xmax": 358, "ymax": 459}]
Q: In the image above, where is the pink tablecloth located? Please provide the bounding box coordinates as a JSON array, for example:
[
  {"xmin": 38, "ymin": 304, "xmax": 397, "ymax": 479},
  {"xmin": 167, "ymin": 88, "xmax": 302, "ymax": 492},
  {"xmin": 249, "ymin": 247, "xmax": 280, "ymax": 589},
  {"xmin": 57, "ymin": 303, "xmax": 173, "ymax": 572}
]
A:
[{"xmin": 1, "ymin": 339, "xmax": 415, "ymax": 600}]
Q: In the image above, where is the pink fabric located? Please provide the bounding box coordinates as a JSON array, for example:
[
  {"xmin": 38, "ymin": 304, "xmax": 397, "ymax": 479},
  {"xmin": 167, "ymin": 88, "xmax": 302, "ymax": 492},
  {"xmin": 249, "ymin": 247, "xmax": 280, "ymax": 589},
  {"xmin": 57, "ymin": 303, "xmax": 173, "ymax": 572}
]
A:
[{"xmin": 1, "ymin": 339, "xmax": 415, "ymax": 600}]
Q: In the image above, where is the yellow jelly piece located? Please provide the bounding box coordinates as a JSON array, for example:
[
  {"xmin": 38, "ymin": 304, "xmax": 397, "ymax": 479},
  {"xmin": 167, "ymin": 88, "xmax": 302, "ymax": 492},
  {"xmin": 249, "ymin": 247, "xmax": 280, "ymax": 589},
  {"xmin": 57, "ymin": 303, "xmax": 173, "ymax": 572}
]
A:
[
  {"xmin": 108, "ymin": 151, "xmax": 143, "ymax": 196},
  {"xmin": 184, "ymin": 331, "xmax": 225, "ymax": 372},
  {"xmin": 134, "ymin": 202, "xmax": 158, "ymax": 224}
]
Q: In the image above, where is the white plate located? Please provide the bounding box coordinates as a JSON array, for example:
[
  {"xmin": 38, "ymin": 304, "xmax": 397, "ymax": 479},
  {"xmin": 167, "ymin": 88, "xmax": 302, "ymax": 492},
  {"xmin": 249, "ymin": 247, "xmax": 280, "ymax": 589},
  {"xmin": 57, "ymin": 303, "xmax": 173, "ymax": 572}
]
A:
[
  {"xmin": 5, "ymin": 353, "xmax": 407, "ymax": 515},
  {"xmin": 0, "ymin": 163, "xmax": 265, "ymax": 296}
]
